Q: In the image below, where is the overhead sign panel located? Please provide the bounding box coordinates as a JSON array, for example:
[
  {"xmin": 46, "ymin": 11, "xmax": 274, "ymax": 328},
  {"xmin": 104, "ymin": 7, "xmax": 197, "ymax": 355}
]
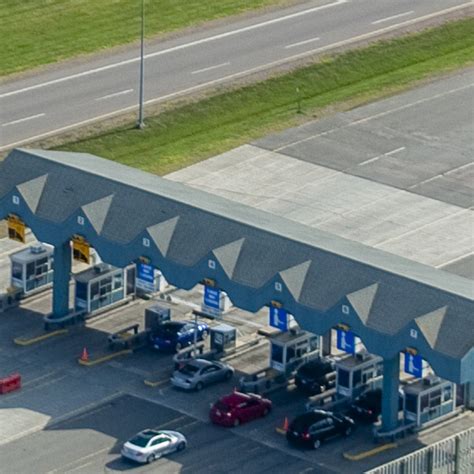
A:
[
  {"xmin": 404, "ymin": 352, "xmax": 423, "ymax": 378},
  {"xmin": 336, "ymin": 329, "xmax": 356, "ymax": 354},
  {"xmin": 269, "ymin": 306, "xmax": 288, "ymax": 331},
  {"xmin": 7, "ymin": 214, "xmax": 25, "ymax": 243},
  {"xmin": 72, "ymin": 235, "xmax": 90, "ymax": 264},
  {"xmin": 204, "ymin": 286, "xmax": 221, "ymax": 310}
]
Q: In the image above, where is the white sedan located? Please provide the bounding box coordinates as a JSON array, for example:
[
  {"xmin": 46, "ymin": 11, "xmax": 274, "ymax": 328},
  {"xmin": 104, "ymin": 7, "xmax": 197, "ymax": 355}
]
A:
[{"xmin": 121, "ymin": 429, "xmax": 187, "ymax": 464}]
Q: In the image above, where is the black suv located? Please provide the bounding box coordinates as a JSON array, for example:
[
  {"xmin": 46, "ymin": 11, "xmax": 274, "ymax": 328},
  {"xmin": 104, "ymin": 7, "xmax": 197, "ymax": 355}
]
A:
[
  {"xmin": 287, "ymin": 410, "xmax": 355, "ymax": 449},
  {"xmin": 294, "ymin": 358, "xmax": 336, "ymax": 395}
]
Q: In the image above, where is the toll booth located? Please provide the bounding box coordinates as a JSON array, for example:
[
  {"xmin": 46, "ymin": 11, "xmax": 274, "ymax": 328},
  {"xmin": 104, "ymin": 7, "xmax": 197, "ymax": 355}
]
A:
[
  {"xmin": 210, "ymin": 324, "xmax": 236, "ymax": 353},
  {"xmin": 270, "ymin": 329, "xmax": 320, "ymax": 376},
  {"xmin": 74, "ymin": 263, "xmax": 135, "ymax": 314},
  {"xmin": 10, "ymin": 244, "xmax": 54, "ymax": 295},
  {"xmin": 336, "ymin": 351, "xmax": 383, "ymax": 399},
  {"xmin": 403, "ymin": 375, "xmax": 456, "ymax": 428},
  {"xmin": 144, "ymin": 304, "xmax": 171, "ymax": 333}
]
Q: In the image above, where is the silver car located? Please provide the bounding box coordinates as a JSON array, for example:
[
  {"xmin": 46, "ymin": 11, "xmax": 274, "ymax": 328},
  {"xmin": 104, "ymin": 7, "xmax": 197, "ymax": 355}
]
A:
[
  {"xmin": 171, "ymin": 358, "xmax": 234, "ymax": 391},
  {"xmin": 121, "ymin": 429, "xmax": 187, "ymax": 464}
]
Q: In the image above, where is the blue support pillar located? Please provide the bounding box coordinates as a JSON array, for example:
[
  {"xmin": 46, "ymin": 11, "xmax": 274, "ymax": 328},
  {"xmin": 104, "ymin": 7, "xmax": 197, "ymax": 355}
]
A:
[
  {"xmin": 381, "ymin": 353, "xmax": 400, "ymax": 433},
  {"xmin": 52, "ymin": 240, "xmax": 71, "ymax": 319}
]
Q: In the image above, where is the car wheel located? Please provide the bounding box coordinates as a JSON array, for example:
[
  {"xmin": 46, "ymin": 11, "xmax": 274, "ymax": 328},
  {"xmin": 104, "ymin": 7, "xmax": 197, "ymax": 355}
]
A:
[
  {"xmin": 175, "ymin": 342, "xmax": 182, "ymax": 352},
  {"xmin": 147, "ymin": 454, "xmax": 156, "ymax": 464},
  {"xmin": 196, "ymin": 382, "xmax": 203, "ymax": 391},
  {"xmin": 225, "ymin": 370, "xmax": 233, "ymax": 380},
  {"xmin": 344, "ymin": 426, "xmax": 352, "ymax": 437},
  {"xmin": 177, "ymin": 441, "xmax": 186, "ymax": 452},
  {"xmin": 313, "ymin": 439, "xmax": 321, "ymax": 449},
  {"xmin": 233, "ymin": 418, "xmax": 240, "ymax": 427}
]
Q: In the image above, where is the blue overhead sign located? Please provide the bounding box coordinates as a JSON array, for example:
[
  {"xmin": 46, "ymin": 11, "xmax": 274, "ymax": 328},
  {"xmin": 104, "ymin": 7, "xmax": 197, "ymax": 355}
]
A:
[
  {"xmin": 136, "ymin": 262, "xmax": 156, "ymax": 293},
  {"xmin": 404, "ymin": 353, "xmax": 423, "ymax": 378},
  {"xmin": 269, "ymin": 307, "xmax": 288, "ymax": 331},
  {"xmin": 336, "ymin": 329, "xmax": 356, "ymax": 354},
  {"xmin": 204, "ymin": 286, "xmax": 221, "ymax": 310}
]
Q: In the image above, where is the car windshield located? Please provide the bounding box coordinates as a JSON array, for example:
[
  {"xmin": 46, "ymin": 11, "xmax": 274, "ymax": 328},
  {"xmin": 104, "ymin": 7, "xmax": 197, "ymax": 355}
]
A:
[
  {"xmin": 357, "ymin": 392, "xmax": 381, "ymax": 408},
  {"xmin": 179, "ymin": 364, "xmax": 200, "ymax": 376},
  {"xmin": 291, "ymin": 414, "xmax": 321, "ymax": 431},
  {"xmin": 128, "ymin": 435, "xmax": 151, "ymax": 448},
  {"xmin": 156, "ymin": 323, "xmax": 182, "ymax": 338},
  {"xmin": 299, "ymin": 362, "xmax": 325, "ymax": 377},
  {"xmin": 215, "ymin": 401, "xmax": 230, "ymax": 411}
]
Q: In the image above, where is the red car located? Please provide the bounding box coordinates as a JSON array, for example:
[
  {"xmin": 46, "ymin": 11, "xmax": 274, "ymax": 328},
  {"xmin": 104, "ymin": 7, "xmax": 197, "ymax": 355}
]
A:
[{"xmin": 209, "ymin": 391, "xmax": 272, "ymax": 427}]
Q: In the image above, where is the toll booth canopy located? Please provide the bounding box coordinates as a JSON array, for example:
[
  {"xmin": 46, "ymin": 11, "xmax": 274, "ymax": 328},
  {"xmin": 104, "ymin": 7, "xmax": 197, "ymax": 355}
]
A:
[
  {"xmin": 74, "ymin": 263, "xmax": 135, "ymax": 314},
  {"xmin": 10, "ymin": 244, "xmax": 54, "ymax": 295},
  {"xmin": 336, "ymin": 352, "xmax": 383, "ymax": 399}
]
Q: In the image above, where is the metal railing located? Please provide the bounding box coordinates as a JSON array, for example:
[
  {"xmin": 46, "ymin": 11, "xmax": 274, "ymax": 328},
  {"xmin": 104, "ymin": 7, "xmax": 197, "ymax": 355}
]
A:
[{"xmin": 365, "ymin": 426, "xmax": 474, "ymax": 474}]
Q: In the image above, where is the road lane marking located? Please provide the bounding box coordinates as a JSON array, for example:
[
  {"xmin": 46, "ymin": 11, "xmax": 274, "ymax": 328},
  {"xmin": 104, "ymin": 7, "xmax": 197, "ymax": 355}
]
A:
[
  {"xmin": 436, "ymin": 252, "xmax": 474, "ymax": 269},
  {"xmin": 2, "ymin": 113, "xmax": 45, "ymax": 127},
  {"xmin": 371, "ymin": 10, "xmax": 414, "ymax": 25},
  {"xmin": 46, "ymin": 447, "xmax": 110, "ymax": 474},
  {"xmin": 95, "ymin": 89, "xmax": 133, "ymax": 101},
  {"xmin": 64, "ymin": 461, "xmax": 94, "ymax": 473},
  {"xmin": 0, "ymin": 0, "xmax": 348, "ymax": 99},
  {"xmin": 358, "ymin": 147, "xmax": 405, "ymax": 166},
  {"xmin": 1, "ymin": 3, "xmax": 471, "ymax": 152},
  {"xmin": 444, "ymin": 161, "xmax": 473, "ymax": 175},
  {"xmin": 285, "ymin": 36, "xmax": 320, "ymax": 49},
  {"xmin": 192, "ymin": 62, "xmax": 230, "ymax": 75}
]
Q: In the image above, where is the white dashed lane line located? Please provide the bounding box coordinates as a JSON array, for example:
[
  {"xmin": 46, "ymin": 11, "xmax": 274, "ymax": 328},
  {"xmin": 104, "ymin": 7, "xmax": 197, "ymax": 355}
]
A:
[{"xmin": 2, "ymin": 113, "xmax": 45, "ymax": 127}]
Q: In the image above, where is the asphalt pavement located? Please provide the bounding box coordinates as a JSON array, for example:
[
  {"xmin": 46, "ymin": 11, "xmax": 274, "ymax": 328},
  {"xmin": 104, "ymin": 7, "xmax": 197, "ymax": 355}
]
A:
[{"xmin": 0, "ymin": 0, "xmax": 470, "ymax": 150}]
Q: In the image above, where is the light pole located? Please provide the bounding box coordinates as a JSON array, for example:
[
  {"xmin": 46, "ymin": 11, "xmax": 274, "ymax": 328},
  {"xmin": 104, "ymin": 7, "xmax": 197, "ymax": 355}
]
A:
[{"xmin": 136, "ymin": 0, "xmax": 145, "ymax": 129}]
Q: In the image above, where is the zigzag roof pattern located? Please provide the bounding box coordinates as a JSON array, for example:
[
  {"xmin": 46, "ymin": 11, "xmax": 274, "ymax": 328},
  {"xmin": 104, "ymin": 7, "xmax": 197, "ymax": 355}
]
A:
[{"xmin": 0, "ymin": 148, "xmax": 473, "ymax": 366}]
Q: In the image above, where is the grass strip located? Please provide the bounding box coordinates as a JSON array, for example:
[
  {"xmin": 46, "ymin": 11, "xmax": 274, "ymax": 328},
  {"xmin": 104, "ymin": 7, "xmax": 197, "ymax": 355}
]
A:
[
  {"xmin": 58, "ymin": 18, "xmax": 474, "ymax": 175},
  {"xmin": 1, "ymin": 0, "xmax": 290, "ymax": 77}
]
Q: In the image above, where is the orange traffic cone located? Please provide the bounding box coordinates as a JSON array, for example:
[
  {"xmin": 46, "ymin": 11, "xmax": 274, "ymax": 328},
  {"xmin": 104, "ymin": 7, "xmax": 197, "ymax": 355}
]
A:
[
  {"xmin": 276, "ymin": 417, "xmax": 289, "ymax": 434},
  {"xmin": 80, "ymin": 347, "xmax": 89, "ymax": 362}
]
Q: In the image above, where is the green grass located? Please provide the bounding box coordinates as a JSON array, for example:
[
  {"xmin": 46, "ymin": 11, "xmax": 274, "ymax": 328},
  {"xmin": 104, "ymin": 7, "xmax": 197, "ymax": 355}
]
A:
[
  {"xmin": 58, "ymin": 18, "xmax": 474, "ymax": 175},
  {"xmin": 1, "ymin": 0, "xmax": 290, "ymax": 76}
]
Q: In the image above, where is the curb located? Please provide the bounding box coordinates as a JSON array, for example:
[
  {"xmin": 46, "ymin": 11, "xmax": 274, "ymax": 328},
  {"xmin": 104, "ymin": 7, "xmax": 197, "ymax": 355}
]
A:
[
  {"xmin": 78, "ymin": 349, "xmax": 132, "ymax": 366},
  {"xmin": 14, "ymin": 329, "xmax": 68, "ymax": 346},
  {"xmin": 343, "ymin": 443, "xmax": 397, "ymax": 461}
]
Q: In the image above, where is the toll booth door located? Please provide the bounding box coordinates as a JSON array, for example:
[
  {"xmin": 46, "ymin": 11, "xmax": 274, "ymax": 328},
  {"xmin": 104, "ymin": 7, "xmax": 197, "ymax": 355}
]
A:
[{"xmin": 126, "ymin": 266, "xmax": 136, "ymax": 295}]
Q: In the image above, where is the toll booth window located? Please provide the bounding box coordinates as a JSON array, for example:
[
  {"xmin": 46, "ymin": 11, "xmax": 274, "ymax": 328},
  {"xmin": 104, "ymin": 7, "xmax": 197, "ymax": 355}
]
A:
[
  {"xmin": 271, "ymin": 345, "xmax": 283, "ymax": 363},
  {"xmin": 76, "ymin": 281, "xmax": 87, "ymax": 301},
  {"xmin": 12, "ymin": 262, "xmax": 22, "ymax": 280},
  {"xmin": 287, "ymin": 346, "xmax": 296, "ymax": 361},
  {"xmin": 26, "ymin": 262, "xmax": 35, "ymax": 279},
  {"xmin": 338, "ymin": 369, "xmax": 350, "ymax": 388},
  {"xmin": 420, "ymin": 394, "xmax": 429, "ymax": 411},
  {"xmin": 429, "ymin": 389, "xmax": 442, "ymax": 408},
  {"xmin": 309, "ymin": 337, "xmax": 319, "ymax": 351},
  {"xmin": 443, "ymin": 385, "xmax": 452, "ymax": 402},
  {"xmin": 353, "ymin": 369, "xmax": 362, "ymax": 387},
  {"xmin": 113, "ymin": 273, "xmax": 123, "ymax": 290},
  {"xmin": 405, "ymin": 393, "xmax": 417, "ymax": 413},
  {"xmin": 90, "ymin": 282, "xmax": 99, "ymax": 300}
]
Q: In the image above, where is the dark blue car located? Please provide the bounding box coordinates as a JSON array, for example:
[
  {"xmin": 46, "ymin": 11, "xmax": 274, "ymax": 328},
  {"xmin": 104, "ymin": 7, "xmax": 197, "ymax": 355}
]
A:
[{"xmin": 152, "ymin": 321, "xmax": 209, "ymax": 352}]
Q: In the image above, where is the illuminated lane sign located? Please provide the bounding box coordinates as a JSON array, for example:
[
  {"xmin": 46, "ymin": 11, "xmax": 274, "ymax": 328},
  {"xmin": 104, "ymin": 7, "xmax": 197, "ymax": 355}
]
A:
[
  {"xmin": 72, "ymin": 235, "xmax": 90, "ymax": 264},
  {"xmin": 269, "ymin": 306, "xmax": 288, "ymax": 331},
  {"xmin": 204, "ymin": 286, "xmax": 221, "ymax": 310},
  {"xmin": 7, "ymin": 214, "xmax": 25, "ymax": 243},
  {"xmin": 336, "ymin": 329, "xmax": 355, "ymax": 354},
  {"xmin": 404, "ymin": 352, "xmax": 423, "ymax": 378}
]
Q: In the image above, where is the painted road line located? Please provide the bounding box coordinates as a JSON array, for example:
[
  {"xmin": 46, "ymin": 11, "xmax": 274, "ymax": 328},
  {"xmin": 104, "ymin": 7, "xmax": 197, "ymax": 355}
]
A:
[
  {"xmin": 2, "ymin": 113, "xmax": 45, "ymax": 127},
  {"xmin": 95, "ymin": 89, "xmax": 133, "ymax": 101},
  {"xmin": 1, "ymin": 2, "xmax": 471, "ymax": 152},
  {"xmin": 0, "ymin": 0, "xmax": 348, "ymax": 99},
  {"xmin": 343, "ymin": 442, "xmax": 397, "ymax": 460},
  {"xmin": 358, "ymin": 147, "xmax": 405, "ymax": 166},
  {"xmin": 192, "ymin": 62, "xmax": 230, "ymax": 75},
  {"xmin": 436, "ymin": 252, "xmax": 474, "ymax": 269},
  {"xmin": 144, "ymin": 378, "xmax": 170, "ymax": 387},
  {"xmin": 372, "ymin": 11, "xmax": 414, "ymax": 25},
  {"xmin": 285, "ymin": 36, "xmax": 320, "ymax": 49},
  {"xmin": 78, "ymin": 349, "xmax": 132, "ymax": 366},
  {"xmin": 47, "ymin": 448, "xmax": 110, "ymax": 474},
  {"xmin": 154, "ymin": 415, "xmax": 188, "ymax": 430},
  {"xmin": 14, "ymin": 329, "xmax": 68, "ymax": 346}
]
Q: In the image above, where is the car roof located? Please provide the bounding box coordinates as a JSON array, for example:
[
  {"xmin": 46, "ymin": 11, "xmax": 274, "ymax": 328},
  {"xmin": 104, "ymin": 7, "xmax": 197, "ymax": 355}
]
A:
[
  {"xmin": 139, "ymin": 429, "xmax": 161, "ymax": 438},
  {"xmin": 220, "ymin": 392, "xmax": 251, "ymax": 405},
  {"xmin": 187, "ymin": 358, "xmax": 213, "ymax": 368}
]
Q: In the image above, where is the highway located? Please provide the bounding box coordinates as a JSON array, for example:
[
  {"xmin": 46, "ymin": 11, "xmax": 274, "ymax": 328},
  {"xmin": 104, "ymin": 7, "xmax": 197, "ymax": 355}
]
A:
[{"xmin": 0, "ymin": 0, "xmax": 470, "ymax": 151}]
